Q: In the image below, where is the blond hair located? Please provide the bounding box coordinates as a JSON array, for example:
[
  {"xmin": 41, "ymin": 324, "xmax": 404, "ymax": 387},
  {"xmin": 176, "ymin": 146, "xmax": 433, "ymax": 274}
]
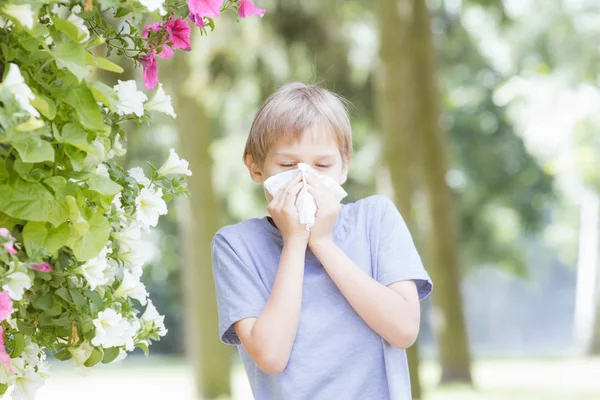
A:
[{"xmin": 243, "ymin": 82, "xmax": 353, "ymax": 167}]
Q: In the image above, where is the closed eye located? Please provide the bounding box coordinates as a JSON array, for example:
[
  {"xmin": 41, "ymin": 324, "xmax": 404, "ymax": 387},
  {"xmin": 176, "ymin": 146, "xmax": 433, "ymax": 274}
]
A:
[
  {"xmin": 316, "ymin": 164, "xmax": 332, "ymax": 168},
  {"xmin": 280, "ymin": 164, "xmax": 297, "ymax": 168}
]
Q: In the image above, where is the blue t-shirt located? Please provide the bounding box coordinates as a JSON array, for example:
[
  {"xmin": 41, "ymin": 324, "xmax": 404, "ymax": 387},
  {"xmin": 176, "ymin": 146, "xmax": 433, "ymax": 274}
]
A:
[{"xmin": 211, "ymin": 194, "xmax": 433, "ymax": 400}]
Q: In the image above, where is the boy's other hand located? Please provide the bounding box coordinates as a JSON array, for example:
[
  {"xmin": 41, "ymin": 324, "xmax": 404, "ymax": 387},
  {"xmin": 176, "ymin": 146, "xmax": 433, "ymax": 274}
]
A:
[
  {"xmin": 267, "ymin": 172, "xmax": 309, "ymax": 245},
  {"xmin": 305, "ymin": 172, "xmax": 340, "ymax": 249}
]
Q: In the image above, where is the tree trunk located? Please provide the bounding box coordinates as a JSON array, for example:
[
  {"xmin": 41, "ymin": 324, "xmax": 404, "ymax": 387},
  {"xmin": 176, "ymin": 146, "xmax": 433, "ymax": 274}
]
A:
[
  {"xmin": 412, "ymin": 0, "xmax": 473, "ymax": 384},
  {"xmin": 375, "ymin": 0, "xmax": 423, "ymax": 397},
  {"xmin": 169, "ymin": 51, "xmax": 232, "ymax": 398}
]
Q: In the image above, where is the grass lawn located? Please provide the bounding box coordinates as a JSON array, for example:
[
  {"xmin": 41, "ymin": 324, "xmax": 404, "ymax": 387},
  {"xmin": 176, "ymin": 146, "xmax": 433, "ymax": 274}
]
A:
[{"xmin": 35, "ymin": 356, "xmax": 600, "ymax": 399}]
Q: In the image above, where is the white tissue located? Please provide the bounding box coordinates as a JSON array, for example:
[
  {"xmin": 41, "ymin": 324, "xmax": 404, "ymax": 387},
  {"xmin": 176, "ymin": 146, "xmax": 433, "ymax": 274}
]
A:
[{"xmin": 263, "ymin": 163, "xmax": 348, "ymax": 230}]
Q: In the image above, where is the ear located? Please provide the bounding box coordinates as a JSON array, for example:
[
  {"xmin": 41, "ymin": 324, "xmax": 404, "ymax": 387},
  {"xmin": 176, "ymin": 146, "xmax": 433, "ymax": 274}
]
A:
[
  {"xmin": 244, "ymin": 154, "xmax": 264, "ymax": 184},
  {"xmin": 340, "ymin": 156, "xmax": 353, "ymax": 185}
]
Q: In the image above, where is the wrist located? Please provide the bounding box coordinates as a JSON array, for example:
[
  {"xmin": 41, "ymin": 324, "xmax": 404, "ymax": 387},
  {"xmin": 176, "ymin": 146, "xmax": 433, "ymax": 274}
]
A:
[
  {"xmin": 308, "ymin": 235, "xmax": 335, "ymax": 254},
  {"xmin": 283, "ymin": 233, "xmax": 309, "ymax": 248}
]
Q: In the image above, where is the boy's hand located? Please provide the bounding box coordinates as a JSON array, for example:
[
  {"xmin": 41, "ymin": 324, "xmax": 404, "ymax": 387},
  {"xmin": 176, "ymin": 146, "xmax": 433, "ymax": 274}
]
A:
[
  {"xmin": 305, "ymin": 172, "xmax": 340, "ymax": 248},
  {"xmin": 267, "ymin": 173, "xmax": 309, "ymax": 244}
]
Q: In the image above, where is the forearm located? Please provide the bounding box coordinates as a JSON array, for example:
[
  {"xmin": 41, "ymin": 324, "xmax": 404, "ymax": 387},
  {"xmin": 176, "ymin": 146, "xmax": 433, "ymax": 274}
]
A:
[
  {"xmin": 311, "ymin": 238, "xmax": 420, "ymax": 348},
  {"xmin": 247, "ymin": 237, "xmax": 306, "ymax": 370}
]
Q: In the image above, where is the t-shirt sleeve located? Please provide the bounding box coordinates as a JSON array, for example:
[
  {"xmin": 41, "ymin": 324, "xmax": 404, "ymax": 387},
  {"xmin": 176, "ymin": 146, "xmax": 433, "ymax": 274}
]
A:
[
  {"xmin": 374, "ymin": 195, "xmax": 433, "ymax": 301},
  {"xmin": 212, "ymin": 231, "xmax": 269, "ymax": 345}
]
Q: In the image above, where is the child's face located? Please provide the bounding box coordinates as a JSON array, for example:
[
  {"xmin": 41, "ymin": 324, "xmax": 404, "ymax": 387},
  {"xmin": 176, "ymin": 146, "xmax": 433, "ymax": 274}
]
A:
[{"xmin": 246, "ymin": 126, "xmax": 350, "ymax": 202}]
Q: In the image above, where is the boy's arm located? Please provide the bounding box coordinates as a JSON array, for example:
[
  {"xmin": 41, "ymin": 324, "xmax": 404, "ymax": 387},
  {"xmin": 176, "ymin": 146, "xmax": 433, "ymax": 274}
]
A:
[
  {"xmin": 310, "ymin": 239, "xmax": 421, "ymax": 349},
  {"xmin": 305, "ymin": 174, "xmax": 422, "ymax": 349},
  {"xmin": 234, "ymin": 237, "xmax": 307, "ymax": 374},
  {"xmin": 234, "ymin": 173, "xmax": 308, "ymax": 374}
]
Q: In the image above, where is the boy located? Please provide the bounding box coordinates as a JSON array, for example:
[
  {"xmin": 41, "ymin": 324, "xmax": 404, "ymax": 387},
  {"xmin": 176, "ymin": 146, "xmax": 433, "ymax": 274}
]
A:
[{"xmin": 211, "ymin": 83, "xmax": 433, "ymax": 399}]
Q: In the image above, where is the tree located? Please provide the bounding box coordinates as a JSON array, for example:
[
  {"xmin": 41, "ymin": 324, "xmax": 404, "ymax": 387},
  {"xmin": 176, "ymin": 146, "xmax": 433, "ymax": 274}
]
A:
[
  {"xmin": 169, "ymin": 51, "xmax": 232, "ymax": 398},
  {"xmin": 375, "ymin": 0, "xmax": 424, "ymax": 397},
  {"xmin": 412, "ymin": 0, "xmax": 473, "ymax": 383}
]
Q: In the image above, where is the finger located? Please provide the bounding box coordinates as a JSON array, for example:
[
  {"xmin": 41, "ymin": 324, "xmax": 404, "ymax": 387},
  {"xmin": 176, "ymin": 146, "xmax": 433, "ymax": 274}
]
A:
[
  {"xmin": 282, "ymin": 172, "xmax": 303, "ymax": 194},
  {"xmin": 283, "ymin": 181, "xmax": 305, "ymax": 211},
  {"xmin": 272, "ymin": 174, "xmax": 301, "ymax": 210},
  {"xmin": 306, "ymin": 184, "xmax": 331, "ymax": 206}
]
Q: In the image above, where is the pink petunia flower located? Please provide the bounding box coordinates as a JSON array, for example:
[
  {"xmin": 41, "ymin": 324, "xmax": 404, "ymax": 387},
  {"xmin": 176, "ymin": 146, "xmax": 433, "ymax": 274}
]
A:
[
  {"xmin": 0, "ymin": 228, "xmax": 17, "ymax": 255},
  {"xmin": 0, "ymin": 328, "xmax": 12, "ymax": 373},
  {"xmin": 166, "ymin": 16, "xmax": 191, "ymax": 51},
  {"xmin": 140, "ymin": 52, "xmax": 159, "ymax": 90},
  {"xmin": 29, "ymin": 263, "xmax": 52, "ymax": 273},
  {"xmin": 142, "ymin": 22, "xmax": 174, "ymax": 59},
  {"xmin": 188, "ymin": 0, "xmax": 223, "ymax": 27},
  {"xmin": 0, "ymin": 291, "xmax": 13, "ymax": 322},
  {"xmin": 238, "ymin": 0, "xmax": 265, "ymax": 18}
]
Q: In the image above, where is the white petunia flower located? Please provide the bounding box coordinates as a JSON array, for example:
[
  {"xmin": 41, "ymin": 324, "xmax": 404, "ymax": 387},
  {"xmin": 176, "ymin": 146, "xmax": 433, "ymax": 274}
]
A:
[
  {"xmin": 111, "ymin": 192, "xmax": 125, "ymax": 214},
  {"xmin": 12, "ymin": 366, "xmax": 45, "ymax": 400},
  {"xmin": 22, "ymin": 341, "xmax": 42, "ymax": 366},
  {"xmin": 83, "ymin": 137, "xmax": 107, "ymax": 170},
  {"xmin": 92, "ymin": 309, "xmax": 139, "ymax": 350},
  {"xmin": 112, "ymin": 221, "xmax": 141, "ymax": 251},
  {"xmin": 113, "ymin": 223, "xmax": 151, "ymax": 272},
  {"xmin": 3, "ymin": 271, "xmax": 32, "ymax": 301},
  {"xmin": 50, "ymin": 4, "xmax": 70, "ymax": 19},
  {"xmin": 113, "ymin": 80, "xmax": 147, "ymax": 117},
  {"xmin": 128, "ymin": 167, "xmax": 150, "ymax": 187},
  {"xmin": 78, "ymin": 246, "xmax": 112, "ymax": 289},
  {"xmin": 0, "ymin": 363, "xmax": 13, "ymax": 385},
  {"xmin": 0, "ymin": 15, "xmax": 14, "ymax": 30},
  {"xmin": 93, "ymin": 163, "xmax": 110, "ymax": 178},
  {"xmin": 114, "ymin": 271, "xmax": 148, "ymax": 305},
  {"xmin": 1, "ymin": 63, "xmax": 39, "ymax": 117},
  {"xmin": 138, "ymin": 0, "xmax": 167, "ymax": 16},
  {"xmin": 144, "ymin": 83, "xmax": 176, "ymax": 118},
  {"xmin": 66, "ymin": 12, "xmax": 89, "ymax": 43},
  {"xmin": 134, "ymin": 186, "xmax": 167, "ymax": 229},
  {"xmin": 157, "ymin": 148, "xmax": 192, "ymax": 177},
  {"xmin": 2, "ymin": 4, "xmax": 35, "ymax": 29},
  {"xmin": 68, "ymin": 341, "xmax": 94, "ymax": 368},
  {"xmin": 142, "ymin": 300, "xmax": 167, "ymax": 337},
  {"xmin": 107, "ymin": 135, "xmax": 126, "ymax": 159}
]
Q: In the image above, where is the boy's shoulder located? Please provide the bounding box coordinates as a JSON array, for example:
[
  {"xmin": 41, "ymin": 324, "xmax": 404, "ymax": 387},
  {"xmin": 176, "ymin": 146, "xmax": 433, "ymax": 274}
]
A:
[
  {"xmin": 213, "ymin": 217, "xmax": 264, "ymax": 245},
  {"xmin": 344, "ymin": 194, "xmax": 395, "ymax": 219}
]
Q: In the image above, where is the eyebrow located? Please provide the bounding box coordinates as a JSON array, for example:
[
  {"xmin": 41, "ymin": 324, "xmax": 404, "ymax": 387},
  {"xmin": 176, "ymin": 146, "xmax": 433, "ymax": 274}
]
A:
[{"xmin": 273, "ymin": 152, "xmax": 338, "ymax": 158}]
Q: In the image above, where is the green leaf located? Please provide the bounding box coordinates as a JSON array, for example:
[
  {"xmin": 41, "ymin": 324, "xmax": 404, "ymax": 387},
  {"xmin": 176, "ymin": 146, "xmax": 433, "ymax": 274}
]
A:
[
  {"xmin": 31, "ymin": 95, "xmax": 56, "ymax": 120},
  {"xmin": 0, "ymin": 212, "xmax": 19, "ymax": 230},
  {"xmin": 16, "ymin": 319, "xmax": 34, "ymax": 335},
  {"xmin": 33, "ymin": 294, "xmax": 53, "ymax": 311},
  {"xmin": 101, "ymin": 347, "xmax": 120, "ymax": 364},
  {"xmin": 53, "ymin": 17, "xmax": 88, "ymax": 44},
  {"xmin": 84, "ymin": 290, "xmax": 102, "ymax": 309},
  {"xmin": 55, "ymin": 287, "xmax": 70, "ymax": 302},
  {"xmin": 137, "ymin": 342, "xmax": 149, "ymax": 355},
  {"xmin": 89, "ymin": 81, "xmax": 118, "ymax": 111},
  {"xmin": 70, "ymin": 211, "xmax": 110, "ymax": 261},
  {"xmin": 53, "ymin": 42, "xmax": 88, "ymax": 82},
  {"xmin": 59, "ymin": 123, "xmax": 94, "ymax": 152},
  {"xmin": 45, "ymin": 303, "xmax": 63, "ymax": 317},
  {"xmin": 87, "ymin": 175, "xmax": 122, "ymax": 196},
  {"xmin": 22, "ymin": 221, "xmax": 71, "ymax": 255},
  {"xmin": 0, "ymin": 383, "xmax": 7, "ymax": 395},
  {"xmin": 9, "ymin": 333, "xmax": 24, "ymax": 358},
  {"xmin": 85, "ymin": 53, "xmax": 124, "ymax": 73},
  {"xmin": 52, "ymin": 316, "xmax": 72, "ymax": 327},
  {"xmin": 64, "ymin": 86, "xmax": 107, "ymax": 131},
  {"xmin": 69, "ymin": 288, "xmax": 88, "ymax": 309},
  {"xmin": 84, "ymin": 347, "xmax": 103, "ymax": 367},
  {"xmin": 53, "ymin": 348, "xmax": 73, "ymax": 361},
  {"xmin": 10, "ymin": 133, "xmax": 55, "ymax": 163},
  {"xmin": 0, "ymin": 180, "xmax": 68, "ymax": 226}
]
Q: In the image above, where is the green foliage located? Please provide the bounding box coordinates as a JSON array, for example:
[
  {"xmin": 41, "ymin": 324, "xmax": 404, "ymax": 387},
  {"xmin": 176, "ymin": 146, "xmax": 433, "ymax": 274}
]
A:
[{"xmin": 0, "ymin": 0, "xmax": 249, "ymax": 394}]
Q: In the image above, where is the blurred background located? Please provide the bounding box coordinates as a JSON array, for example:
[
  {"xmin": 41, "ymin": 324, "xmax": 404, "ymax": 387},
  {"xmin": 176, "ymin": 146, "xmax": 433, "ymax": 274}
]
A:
[{"xmin": 40, "ymin": 0, "xmax": 600, "ymax": 399}]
